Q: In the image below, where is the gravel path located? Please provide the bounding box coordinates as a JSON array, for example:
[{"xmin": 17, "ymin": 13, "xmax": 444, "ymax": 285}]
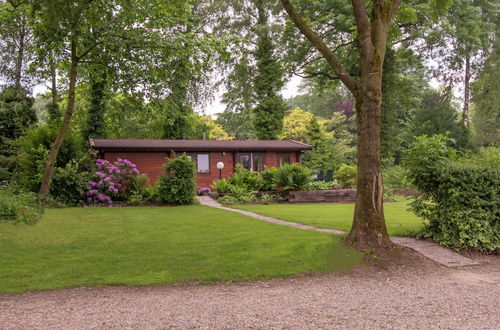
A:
[{"xmin": 1, "ymin": 252, "xmax": 498, "ymax": 329}]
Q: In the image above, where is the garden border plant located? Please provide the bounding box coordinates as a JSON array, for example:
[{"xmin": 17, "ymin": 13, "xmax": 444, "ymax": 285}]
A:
[{"xmin": 404, "ymin": 135, "xmax": 499, "ymax": 253}]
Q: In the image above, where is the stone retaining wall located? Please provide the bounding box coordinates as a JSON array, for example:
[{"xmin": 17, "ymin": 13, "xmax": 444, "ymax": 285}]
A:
[{"xmin": 288, "ymin": 189, "xmax": 356, "ymax": 203}]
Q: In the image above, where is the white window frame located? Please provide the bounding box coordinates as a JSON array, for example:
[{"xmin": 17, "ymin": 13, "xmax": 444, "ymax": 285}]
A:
[{"xmin": 197, "ymin": 153, "xmax": 210, "ymax": 173}]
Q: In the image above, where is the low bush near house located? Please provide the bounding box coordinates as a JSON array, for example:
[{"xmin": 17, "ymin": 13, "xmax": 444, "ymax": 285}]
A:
[
  {"xmin": 260, "ymin": 166, "xmax": 278, "ymax": 191},
  {"xmin": 405, "ymin": 135, "xmax": 499, "ymax": 252},
  {"xmin": 0, "ymin": 185, "xmax": 43, "ymax": 224},
  {"xmin": 86, "ymin": 158, "xmax": 140, "ymax": 206},
  {"xmin": 305, "ymin": 181, "xmax": 333, "ymax": 191},
  {"xmin": 333, "ymin": 164, "xmax": 357, "ymax": 188},
  {"xmin": 50, "ymin": 161, "xmax": 91, "ymax": 205},
  {"xmin": 211, "ymin": 178, "xmax": 233, "ymax": 194},
  {"xmin": 231, "ymin": 164, "xmax": 263, "ymax": 191},
  {"xmin": 274, "ymin": 163, "xmax": 311, "ymax": 191},
  {"xmin": 197, "ymin": 187, "xmax": 211, "ymax": 195},
  {"xmin": 157, "ymin": 154, "xmax": 196, "ymax": 205}
]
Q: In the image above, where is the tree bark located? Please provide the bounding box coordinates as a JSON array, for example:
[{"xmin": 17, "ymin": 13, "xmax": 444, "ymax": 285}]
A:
[
  {"xmin": 38, "ymin": 39, "xmax": 78, "ymax": 196},
  {"xmin": 51, "ymin": 53, "xmax": 57, "ymax": 106},
  {"xmin": 280, "ymin": 0, "xmax": 400, "ymax": 251},
  {"xmin": 462, "ymin": 55, "xmax": 470, "ymax": 126},
  {"xmin": 346, "ymin": 84, "xmax": 392, "ymax": 250},
  {"xmin": 14, "ymin": 27, "xmax": 25, "ymax": 90}
]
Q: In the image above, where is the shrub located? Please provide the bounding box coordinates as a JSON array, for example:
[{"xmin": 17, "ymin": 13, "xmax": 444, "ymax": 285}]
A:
[
  {"xmin": 211, "ymin": 178, "xmax": 233, "ymax": 194},
  {"xmin": 157, "ymin": 154, "xmax": 196, "ymax": 205},
  {"xmin": 15, "ymin": 125, "xmax": 85, "ymax": 191},
  {"xmin": 383, "ymin": 166, "xmax": 413, "ymax": 189},
  {"xmin": 258, "ymin": 193, "xmax": 283, "ymax": 204},
  {"xmin": 218, "ymin": 189, "xmax": 256, "ymax": 204},
  {"xmin": 405, "ymin": 135, "xmax": 499, "ymax": 252},
  {"xmin": 197, "ymin": 187, "xmax": 211, "ymax": 195},
  {"xmin": 260, "ymin": 166, "xmax": 278, "ymax": 191},
  {"xmin": 305, "ymin": 181, "xmax": 333, "ymax": 191},
  {"xmin": 333, "ymin": 164, "xmax": 357, "ymax": 188},
  {"xmin": 274, "ymin": 163, "xmax": 311, "ymax": 191},
  {"xmin": 50, "ymin": 161, "xmax": 91, "ymax": 205},
  {"xmin": 131, "ymin": 174, "xmax": 150, "ymax": 193},
  {"xmin": 0, "ymin": 185, "xmax": 43, "ymax": 224},
  {"xmin": 403, "ymin": 134, "xmax": 457, "ymax": 193},
  {"xmin": 86, "ymin": 158, "xmax": 140, "ymax": 206},
  {"xmin": 231, "ymin": 164, "xmax": 263, "ymax": 191}
]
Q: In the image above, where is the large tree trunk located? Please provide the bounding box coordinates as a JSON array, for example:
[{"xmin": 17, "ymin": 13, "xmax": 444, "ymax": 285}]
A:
[
  {"xmin": 38, "ymin": 40, "xmax": 78, "ymax": 196},
  {"xmin": 280, "ymin": 0, "xmax": 400, "ymax": 252},
  {"xmin": 345, "ymin": 85, "xmax": 392, "ymax": 250},
  {"xmin": 462, "ymin": 55, "xmax": 470, "ymax": 127}
]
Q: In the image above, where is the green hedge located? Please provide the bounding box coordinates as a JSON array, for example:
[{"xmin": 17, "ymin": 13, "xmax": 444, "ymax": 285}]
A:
[
  {"xmin": 405, "ymin": 135, "xmax": 499, "ymax": 252},
  {"xmin": 157, "ymin": 154, "xmax": 196, "ymax": 205}
]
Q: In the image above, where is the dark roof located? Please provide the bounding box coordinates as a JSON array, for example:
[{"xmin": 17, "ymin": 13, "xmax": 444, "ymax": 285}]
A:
[{"xmin": 89, "ymin": 138, "xmax": 311, "ymax": 151}]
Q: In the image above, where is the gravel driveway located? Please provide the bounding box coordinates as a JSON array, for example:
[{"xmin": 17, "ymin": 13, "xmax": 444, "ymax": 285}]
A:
[{"xmin": 1, "ymin": 251, "xmax": 498, "ymax": 329}]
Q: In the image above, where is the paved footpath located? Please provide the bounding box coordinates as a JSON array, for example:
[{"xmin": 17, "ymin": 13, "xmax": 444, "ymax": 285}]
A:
[{"xmin": 198, "ymin": 196, "xmax": 479, "ymax": 268}]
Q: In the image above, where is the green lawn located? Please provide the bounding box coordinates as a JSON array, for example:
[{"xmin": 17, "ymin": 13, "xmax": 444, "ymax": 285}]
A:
[
  {"xmin": 232, "ymin": 200, "xmax": 424, "ymax": 236},
  {"xmin": 0, "ymin": 205, "xmax": 361, "ymax": 293}
]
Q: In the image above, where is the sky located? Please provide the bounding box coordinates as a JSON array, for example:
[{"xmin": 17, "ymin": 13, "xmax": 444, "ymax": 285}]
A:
[
  {"xmin": 32, "ymin": 74, "xmax": 305, "ymax": 117},
  {"xmin": 202, "ymin": 75, "xmax": 304, "ymax": 116}
]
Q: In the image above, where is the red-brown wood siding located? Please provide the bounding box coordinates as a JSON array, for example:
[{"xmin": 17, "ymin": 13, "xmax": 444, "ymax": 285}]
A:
[
  {"xmin": 196, "ymin": 151, "xmax": 235, "ymax": 188},
  {"xmin": 103, "ymin": 150, "xmax": 301, "ymax": 189},
  {"xmin": 264, "ymin": 151, "xmax": 299, "ymax": 168},
  {"xmin": 104, "ymin": 152, "xmax": 167, "ymax": 184}
]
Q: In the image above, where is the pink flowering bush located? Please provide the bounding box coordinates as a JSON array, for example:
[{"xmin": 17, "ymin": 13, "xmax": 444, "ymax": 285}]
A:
[{"xmin": 86, "ymin": 158, "xmax": 139, "ymax": 206}]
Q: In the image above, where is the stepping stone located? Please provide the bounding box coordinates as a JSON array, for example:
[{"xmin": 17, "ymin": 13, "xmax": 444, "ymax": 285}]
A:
[{"xmin": 391, "ymin": 237, "xmax": 480, "ymax": 267}]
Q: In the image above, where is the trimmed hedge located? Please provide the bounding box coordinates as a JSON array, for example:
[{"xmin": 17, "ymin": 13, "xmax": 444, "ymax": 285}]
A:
[
  {"xmin": 157, "ymin": 154, "xmax": 196, "ymax": 205},
  {"xmin": 405, "ymin": 135, "xmax": 499, "ymax": 252}
]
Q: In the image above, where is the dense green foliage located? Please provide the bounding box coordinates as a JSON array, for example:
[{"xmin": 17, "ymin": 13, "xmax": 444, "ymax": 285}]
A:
[
  {"xmin": 405, "ymin": 135, "xmax": 499, "ymax": 252},
  {"xmin": 157, "ymin": 154, "xmax": 196, "ymax": 205},
  {"xmin": 0, "ymin": 185, "xmax": 43, "ymax": 224},
  {"xmin": 50, "ymin": 161, "xmax": 90, "ymax": 205},
  {"xmin": 15, "ymin": 125, "xmax": 85, "ymax": 191},
  {"xmin": 470, "ymin": 30, "xmax": 500, "ymax": 147},
  {"xmin": 333, "ymin": 164, "xmax": 357, "ymax": 189},
  {"xmin": 212, "ymin": 163, "xmax": 311, "ymax": 197},
  {"xmin": 83, "ymin": 71, "xmax": 107, "ymax": 140},
  {"xmin": 0, "ymin": 87, "xmax": 37, "ymax": 182},
  {"xmin": 0, "ymin": 206, "xmax": 361, "ymax": 293},
  {"xmin": 274, "ymin": 163, "xmax": 311, "ymax": 191},
  {"xmin": 251, "ymin": 0, "xmax": 286, "ymax": 140},
  {"xmin": 410, "ymin": 90, "xmax": 470, "ymax": 149}
]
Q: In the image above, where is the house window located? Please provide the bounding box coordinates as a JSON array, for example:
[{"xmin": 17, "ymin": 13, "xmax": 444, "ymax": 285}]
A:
[
  {"xmin": 237, "ymin": 153, "xmax": 251, "ymax": 170},
  {"xmin": 279, "ymin": 153, "xmax": 291, "ymax": 166},
  {"xmin": 197, "ymin": 154, "xmax": 210, "ymax": 173},
  {"xmin": 237, "ymin": 152, "xmax": 265, "ymax": 172},
  {"xmin": 253, "ymin": 153, "xmax": 264, "ymax": 172}
]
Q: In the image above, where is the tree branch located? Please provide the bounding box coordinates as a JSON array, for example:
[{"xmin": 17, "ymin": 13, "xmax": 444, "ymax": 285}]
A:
[
  {"xmin": 391, "ymin": 0, "xmax": 403, "ymax": 18},
  {"xmin": 280, "ymin": 0, "xmax": 357, "ymax": 92},
  {"xmin": 351, "ymin": 0, "xmax": 373, "ymax": 75}
]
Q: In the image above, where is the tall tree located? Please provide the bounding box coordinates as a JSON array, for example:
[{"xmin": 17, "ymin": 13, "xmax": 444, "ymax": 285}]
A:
[
  {"xmin": 0, "ymin": 0, "xmax": 35, "ymax": 89},
  {"xmin": 410, "ymin": 89, "xmax": 470, "ymax": 149},
  {"xmin": 252, "ymin": 0, "xmax": 287, "ymax": 139},
  {"xmin": 426, "ymin": 0, "xmax": 496, "ymax": 126},
  {"xmin": 82, "ymin": 69, "xmax": 107, "ymax": 140},
  {"xmin": 470, "ymin": 28, "xmax": 500, "ymax": 147},
  {"xmin": 279, "ymin": 0, "xmax": 450, "ymax": 250},
  {"xmin": 218, "ymin": 54, "xmax": 255, "ymax": 139},
  {"xmin": 34, "ymin": 0, "xmax": 193, "ymax": 195}
]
